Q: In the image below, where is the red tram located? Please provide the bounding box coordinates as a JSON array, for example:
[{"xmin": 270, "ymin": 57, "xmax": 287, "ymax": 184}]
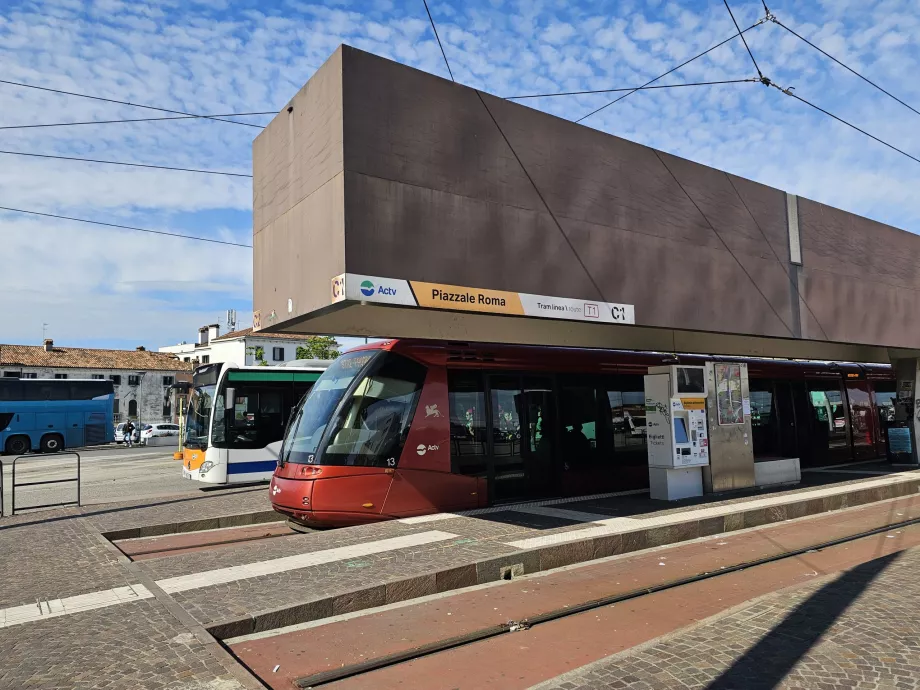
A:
[{"xmin": 270, "ymin": 339, "xmax": 896, "ymax": 528}]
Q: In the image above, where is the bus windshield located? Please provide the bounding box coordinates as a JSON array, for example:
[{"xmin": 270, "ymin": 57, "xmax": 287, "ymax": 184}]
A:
[
  {"xmin": 283, "ymin": 350, "xmax": 427, "ymax": 467},
  {"xmin": 184, "ymin": 384, "xmax": 216, "ymax": 449}
]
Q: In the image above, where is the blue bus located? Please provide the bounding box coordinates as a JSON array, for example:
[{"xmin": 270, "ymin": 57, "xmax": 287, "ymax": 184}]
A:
[{"xmin": 0, "ymin": 379, "xmax": 115, "ymax": 455}]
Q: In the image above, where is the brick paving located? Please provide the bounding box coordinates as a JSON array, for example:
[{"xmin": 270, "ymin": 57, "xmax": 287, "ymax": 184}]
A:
[
  {"xmin": 0, "ymin": 469, "xmax": 917, "ymax": 688},
  {"xmin": 0, "ymin": 599, "xmax": 245, "ymax": 690},
  {"xmin": 136, "ymin": 519, "xmax": 431, "ymax": 580},
  {"xmin": 534, "ymin": 545, "xmax": 920, "ymax": 690},
  {"xmin": 0, "ymin": 514, "xmax": 129, "ymax": 608},
  {"xmin": 85, "ymin": 486, "xmax": 271, "ymax": 534},
  {"xmin": 0, "ymin": 488, "xmax": 272, "ymax": 689},
  {"xmin": 171, "ymin": 537, "xmax": 517, "ymax": 627},
  {"xmin": 560, "ymin": 467, "xmax": 908, "ymax": 520}
]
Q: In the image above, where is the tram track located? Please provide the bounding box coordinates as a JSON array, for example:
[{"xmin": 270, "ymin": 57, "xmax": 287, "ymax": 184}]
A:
[{"xmin": 287, "ymin": 512, "xmax": 920, "ymax": 689}]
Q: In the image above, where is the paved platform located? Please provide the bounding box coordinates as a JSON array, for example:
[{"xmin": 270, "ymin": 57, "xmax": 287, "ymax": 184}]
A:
[
  {"xmin": 1, "ymin": 466, "xmax": 919, "ymax": 688},
  {"xmin": 228, "ymin": 495, "xmax": 920, "ymax": 689}
]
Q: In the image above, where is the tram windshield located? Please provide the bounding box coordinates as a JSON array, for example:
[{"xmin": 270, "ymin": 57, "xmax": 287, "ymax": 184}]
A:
[{"xmin": 283, "ymin": 351, "xmax": 427, "ymax": 467}]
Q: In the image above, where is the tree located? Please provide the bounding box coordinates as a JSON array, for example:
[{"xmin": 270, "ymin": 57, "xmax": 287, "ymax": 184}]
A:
[
  {"xmin": 296, "ymin": 336, "xmax": 340, "ymax": 360},
  {"xmin": 246, "ymin": 346, "xmax": 268, "ymax": 366}
]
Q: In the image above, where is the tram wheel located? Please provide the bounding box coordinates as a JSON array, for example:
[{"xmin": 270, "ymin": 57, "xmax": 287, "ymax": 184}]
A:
[{"xmin": 286, "ymin": 518, "xmax": 318, "ymax": 534}]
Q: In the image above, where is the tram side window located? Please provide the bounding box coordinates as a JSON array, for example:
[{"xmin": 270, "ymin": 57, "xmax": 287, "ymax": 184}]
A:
[
  {"xmin": 873, "ymin": 381, "xmax": 896, "ymax": 428},
  {"xmin": 607, "ymin": 376, "xmax": 647, "ymax": 466},
  {"xmin": 447, "ymin": 371, "xmax": 488, "ymax": 476},
  {"xmin": 806, "ymin": 380, "xmax": 849, "ymax": 451},
  {"xmin": 490, "ymin": 375, "xmax": 522, "ymax": 461},
  {"xmin": 559, "ymin": 383, "xmax": 598, "ymax": 469}
]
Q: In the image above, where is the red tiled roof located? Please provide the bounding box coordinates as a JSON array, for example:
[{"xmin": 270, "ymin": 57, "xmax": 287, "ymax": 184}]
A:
[
  {"xmin": 212, "ymin": 328, "xmax": 309, "ymax": 342},
  {"xmin": 0, "ymin": 344, "xmax": 194, "ymax": 371}
]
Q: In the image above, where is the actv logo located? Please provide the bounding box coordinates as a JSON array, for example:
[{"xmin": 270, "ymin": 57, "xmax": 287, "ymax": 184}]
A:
[
  {"xmin": 360, "ymin": 280, "xmax": 375, "ymax": 297},
  {"xmin": 416, "ymin": 444, "xmax": 440, "ymax": 456}
]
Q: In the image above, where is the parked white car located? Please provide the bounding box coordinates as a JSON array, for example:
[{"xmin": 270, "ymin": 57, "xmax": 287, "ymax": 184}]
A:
[
  {"xmin": 115, "ymin": 422, "xmax": 140, "ymax": 444},
  {"xmin": 140, "ymin": 423, "xmax": 181, "ymax": 446}
]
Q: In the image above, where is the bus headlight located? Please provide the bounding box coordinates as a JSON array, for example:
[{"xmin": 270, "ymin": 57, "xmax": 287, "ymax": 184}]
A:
[{"xmin": 199, "ymin": 461, "xmax": 214, "ymax": 474}]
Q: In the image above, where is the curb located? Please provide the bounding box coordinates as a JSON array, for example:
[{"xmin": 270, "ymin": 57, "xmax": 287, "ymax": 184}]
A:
[{"xmin": 102, "ymin": 510, "xmax": 282, "ymax": 541}]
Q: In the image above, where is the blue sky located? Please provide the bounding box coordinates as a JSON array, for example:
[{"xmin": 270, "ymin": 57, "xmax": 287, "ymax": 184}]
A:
[{"xmin": 2, "ymin": 0, "xmax": 920, "ymax": 351}]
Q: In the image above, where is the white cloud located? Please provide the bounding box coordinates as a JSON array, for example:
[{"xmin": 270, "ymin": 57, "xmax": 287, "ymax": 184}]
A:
[
  {"xmin": 2, "ymin": 0, "xmax": 920, "ymax": 350},
  {"xmin": 632, "ymin": 15, "xmax": 668, "ymax": 41},
  {"xmin": 542, "ymin": 21, "xmax": 575, "ymax": 45}
]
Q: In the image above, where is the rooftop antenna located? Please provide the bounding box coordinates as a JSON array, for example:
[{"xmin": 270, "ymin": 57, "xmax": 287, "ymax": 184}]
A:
[
  {"xmin": 226, "ymin": 309, "xmax": 237, "ymax": 332},
  {"xmin": 42, "ymin": 322, "xmax": 48, "ymax": 342}
]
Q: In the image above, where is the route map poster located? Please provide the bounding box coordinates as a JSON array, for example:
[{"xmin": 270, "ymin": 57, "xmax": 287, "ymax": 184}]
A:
[{"xmin": 715, "ymin": 364, "xmax": 744, "ymax": 426}]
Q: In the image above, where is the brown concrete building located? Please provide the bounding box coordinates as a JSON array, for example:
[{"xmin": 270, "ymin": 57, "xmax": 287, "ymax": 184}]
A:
[{"xmin": 252, "ymin": 45, "xmax": 920, "ymax": 366}]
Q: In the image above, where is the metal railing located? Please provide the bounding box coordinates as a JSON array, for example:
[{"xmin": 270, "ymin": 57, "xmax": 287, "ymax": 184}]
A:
[{"xmin": 8, "ymin": 452, "xmax": 81, "ymax": 515}]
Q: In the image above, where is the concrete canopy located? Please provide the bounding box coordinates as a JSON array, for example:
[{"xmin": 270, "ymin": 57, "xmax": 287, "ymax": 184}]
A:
[{"xmin": 252, "ymin": 45, "xmax": 920, "ymax": 364}]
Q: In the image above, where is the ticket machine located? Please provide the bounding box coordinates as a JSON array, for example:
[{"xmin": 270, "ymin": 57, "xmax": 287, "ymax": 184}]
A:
[{"xmin": 644, "ymin": 365, "xmax": 710, "ymax": 501}]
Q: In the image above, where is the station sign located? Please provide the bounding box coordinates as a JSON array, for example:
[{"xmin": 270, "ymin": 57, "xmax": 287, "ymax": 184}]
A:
[{"xmin": 330, "ymin": 273, "xmax": 635, "ymax": 325}]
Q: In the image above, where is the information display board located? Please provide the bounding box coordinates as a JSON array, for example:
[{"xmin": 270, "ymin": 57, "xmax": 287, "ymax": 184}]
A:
[
  {"xmin": 715, "ymin": 363, "xmax": 744, "ymax": 426},
  {"xmin": 886, "ymin": 423, "xmax": 913, "ymax": 463}
]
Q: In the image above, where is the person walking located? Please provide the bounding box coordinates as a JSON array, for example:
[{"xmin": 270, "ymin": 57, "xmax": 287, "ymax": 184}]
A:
[{"xmin": 124, "ymin": 420, "xmax": 135, "ymax": 448}]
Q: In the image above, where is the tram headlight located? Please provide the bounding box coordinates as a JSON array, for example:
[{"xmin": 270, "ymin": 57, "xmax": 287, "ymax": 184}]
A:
[{"xmin": 199, "ymin": 461, "xmax": 214, "ymax": 474}]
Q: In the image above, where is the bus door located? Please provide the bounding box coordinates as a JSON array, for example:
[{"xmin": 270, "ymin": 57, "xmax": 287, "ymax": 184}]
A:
[
  {"xmin": 488, "ymin": 375, "xmax": 555, "ymax": 503},
  {"xmin": 844, "ymin": 379, "xmax": 876, "ymax": 460}
]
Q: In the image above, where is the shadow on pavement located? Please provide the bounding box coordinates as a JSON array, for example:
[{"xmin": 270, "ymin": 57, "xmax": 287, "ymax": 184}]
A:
[{"xmin": 707, "ymin": 550, "xmax": 901, "ymax": 690}]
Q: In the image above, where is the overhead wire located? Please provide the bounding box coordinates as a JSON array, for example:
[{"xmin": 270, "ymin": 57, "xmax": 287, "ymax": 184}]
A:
[
  {"xmin": 0, "ymin": 112, "xmax": 276, "ymax": 131},
  {"xmin": 0, "ymin": 149, "xmax": 252, "ymax": 177},
  {"xmin": 422, "ymin": 0, "xmax": 455, "ymax": 82},
  {"xmin": 418, "ymin": 0, "xmax": 613, "ymax": 301},
  {"xmin": 771, "ymin": 17, "xmax": 920, "ymax": 120},
  {"xmin": 575, "ymin": 18, "xmax": 765, "ymax": 123},
  {"xmin": 769, "ymin": 83, "xmax": 920, "ymax": 167},
  {"xmin": 722, "ymin": 0, "xmax": 764, "ymax": 80},
  {"xmin": 506, "ymin": 78, "xmax": 758, "ymax": 100},
  {"xmin": 0, "ymin": 206, "xmax": 252, "ymax": 248},
  {"xmin": 0, "ymin": 78, "xmax": 264, "ymax": 128}
]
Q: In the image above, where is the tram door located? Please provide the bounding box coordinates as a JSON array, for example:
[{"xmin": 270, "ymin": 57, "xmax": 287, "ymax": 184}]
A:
[
  {"xmin": 488, "ymin": 375, "xmax": 555, "ymax": 503},
  {"xmin": 845, "ymin": 379, "xmax": 876, "ymax": 461},
  {"xmin": 871, "ymin": 381, "xmax": 897, "ymax": 458},
  {"xmin": 773, "ymin": 380, "xmax": 800, "ymax": 460},
  {"xmin": 804, "ymin": 378, "xmax": 851, "ymax": 466}
]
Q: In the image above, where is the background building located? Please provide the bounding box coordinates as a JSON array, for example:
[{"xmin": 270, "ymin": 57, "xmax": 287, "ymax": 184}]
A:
[
  {"xmin": 159, "ymin": 324, "xmax": 325, "ymax": 366},
  {"xmin": 0, "ymin": 339, "xmax": 193, "ymax": 424}
]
